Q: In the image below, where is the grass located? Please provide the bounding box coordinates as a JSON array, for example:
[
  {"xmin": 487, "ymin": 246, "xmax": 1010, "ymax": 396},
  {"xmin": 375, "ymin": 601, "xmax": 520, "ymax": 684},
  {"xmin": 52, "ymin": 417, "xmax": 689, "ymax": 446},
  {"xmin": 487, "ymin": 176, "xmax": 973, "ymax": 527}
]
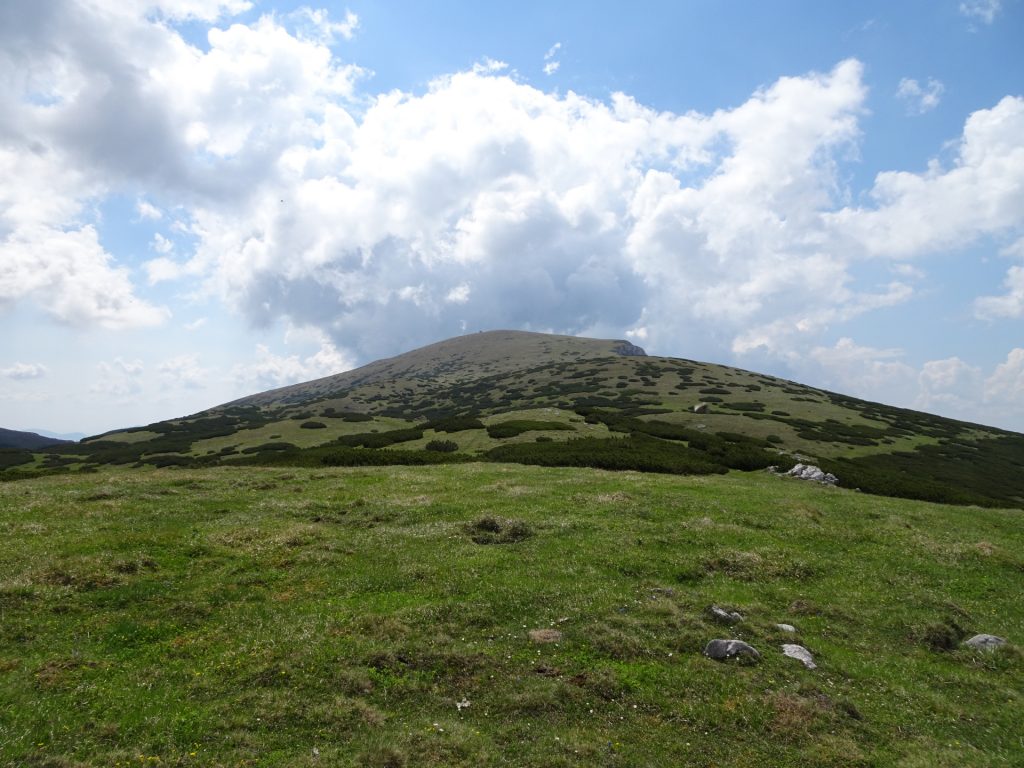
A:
[{"xmin": 1, "ymin": 463, "xmax": 1021, "ymax": 766}]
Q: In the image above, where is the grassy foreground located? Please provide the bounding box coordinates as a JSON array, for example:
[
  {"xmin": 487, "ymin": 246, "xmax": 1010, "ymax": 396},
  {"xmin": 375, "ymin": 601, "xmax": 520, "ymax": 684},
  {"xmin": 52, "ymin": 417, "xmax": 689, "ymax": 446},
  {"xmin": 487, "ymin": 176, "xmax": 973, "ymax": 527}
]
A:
[{"xmin": 0, "ymin": 464, "xmax": 1021, "ymax": 767}]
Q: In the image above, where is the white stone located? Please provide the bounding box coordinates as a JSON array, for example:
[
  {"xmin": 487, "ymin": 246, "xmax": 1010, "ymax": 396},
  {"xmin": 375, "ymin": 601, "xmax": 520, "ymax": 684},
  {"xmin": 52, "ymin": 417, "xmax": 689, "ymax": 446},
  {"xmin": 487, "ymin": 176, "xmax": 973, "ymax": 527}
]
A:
[{"xmin": 782, "ymin": 643, "xmax": 817, "ymax": 669}]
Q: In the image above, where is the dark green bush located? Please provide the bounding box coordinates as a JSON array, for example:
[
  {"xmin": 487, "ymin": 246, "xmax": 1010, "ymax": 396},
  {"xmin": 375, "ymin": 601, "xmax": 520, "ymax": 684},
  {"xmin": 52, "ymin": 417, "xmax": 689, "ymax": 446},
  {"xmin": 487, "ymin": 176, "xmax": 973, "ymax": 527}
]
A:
[
  {"xmin": 300, "ymin": 421, "xmax": 327, "ymax": 429},
  {"xmin": 425, "ymin": 439, "xmax": 459, "ymax": 452},
  {"xmin": 486, "ymin": 421, "xmax": 575, "ymax": 439}
]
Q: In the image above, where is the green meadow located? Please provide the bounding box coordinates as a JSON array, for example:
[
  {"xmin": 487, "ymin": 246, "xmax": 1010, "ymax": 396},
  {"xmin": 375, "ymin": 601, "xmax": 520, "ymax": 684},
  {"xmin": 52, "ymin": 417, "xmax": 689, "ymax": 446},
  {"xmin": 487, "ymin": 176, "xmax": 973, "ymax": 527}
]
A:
[{"xmin": 1, "ymin": 463, "xmax": 1021, "ymax": 767}]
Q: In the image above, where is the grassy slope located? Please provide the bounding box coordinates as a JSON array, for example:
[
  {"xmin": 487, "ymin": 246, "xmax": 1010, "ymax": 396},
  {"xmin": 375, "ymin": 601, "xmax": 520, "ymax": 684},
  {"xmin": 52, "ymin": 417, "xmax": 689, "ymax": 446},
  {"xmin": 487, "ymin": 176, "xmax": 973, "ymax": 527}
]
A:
[{"xmin": 1, "ymin": 464, "xmax": 1021, "ymax": 767}]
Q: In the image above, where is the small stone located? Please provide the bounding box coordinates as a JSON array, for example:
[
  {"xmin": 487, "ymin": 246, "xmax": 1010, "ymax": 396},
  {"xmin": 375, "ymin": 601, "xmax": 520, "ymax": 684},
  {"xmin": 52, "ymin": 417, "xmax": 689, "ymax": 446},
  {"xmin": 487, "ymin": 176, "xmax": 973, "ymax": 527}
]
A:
[
  {"xmin": 964, "ymin": 633, "xmax": 1006, "ymax": 651},
  {"xmin": 703, "ymin": 639, "xmax": 760, "ymax": 662},
  {"xmin": 528, "ymin": 628, "xmax": 563, "ymax": 643},
  {"xmin": 775, "ymin": 623, "xmax": 796, "ymax": 633},
  {"xmin": 782, "ymin": 643, "xmax": 817, "ymax": 669},
  {"xmin": 708, "ymin": 605, "xmax": 743, "ymax": 624}
]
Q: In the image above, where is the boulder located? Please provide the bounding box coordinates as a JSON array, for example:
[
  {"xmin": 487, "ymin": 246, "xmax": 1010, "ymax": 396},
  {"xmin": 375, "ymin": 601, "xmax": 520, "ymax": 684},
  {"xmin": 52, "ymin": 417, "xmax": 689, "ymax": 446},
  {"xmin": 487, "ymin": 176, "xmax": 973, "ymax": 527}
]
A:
[
  {"xmin": 775, "ymin": 623, "xmax": 797, "ymax": 633},
  {"xmin": 964, "ymin": 633, "xmax": 1006, "ymax": 651},
  {"xmin": 782, "ymin": 643, "xmax": 817, "ymax": 669},
  {"xmin": 693, "ymin": 403, "xmax": 709, "ymax": 414},
  {"xmin": 704, "ymin": 639, "xmax": 760, "ymax": 662},
  {"xmin": 785, "ymin": 463, "xmax": 838, "ymax": 486},
  {"xmin": 708, "ymin": 605, "xmax": 743, "ymax": 624}
]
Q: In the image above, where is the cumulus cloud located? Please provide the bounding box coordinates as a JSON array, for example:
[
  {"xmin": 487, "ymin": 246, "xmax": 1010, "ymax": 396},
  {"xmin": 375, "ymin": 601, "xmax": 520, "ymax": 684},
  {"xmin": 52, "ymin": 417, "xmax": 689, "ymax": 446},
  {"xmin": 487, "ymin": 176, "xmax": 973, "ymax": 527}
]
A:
[
  {"xmin": 1, "ymin": 362, "xmax": 48, "ymax": 380},
  {"xmin": 808, "ymin": 338, "xmax": 916, "ymax": 403},
  {"xmin": 805, "ymin": 340, "xmax": 1024, "ymax": 431},
  {"xmin": 92, "ymin": 357, "xmax": 145, "ymax": 397},
  {"xmin": 232, "ymin": 338, "xmax": 353, "ymax": 392},
  {"xmin": 293, "ymin": 7, "xmax": 359, "ymax": 43},
  {"xmin": 827, "ymin": 95, "xmax": 1024, "ymax": 260},
  {"xmin": 2, "ymin": 2, "xmax": 1023, "ymax": 418},
  {"xmin": 975, "ymin": 264, "xmax": 1024, "ymax": 318},
  {"xmin": 136, "ymin": 200, "xmax": 163, "ymax": 220},
  {"xmin": 158, "ymin": 354, "xmax": 208, "ymax": 389},
  {"xmin": 896, "ymin": 77, "xmax": 944, "ymax": 114},
  {"xmin": 959, "ymin": 0, "xmax": 1002, "ymax": 24}
]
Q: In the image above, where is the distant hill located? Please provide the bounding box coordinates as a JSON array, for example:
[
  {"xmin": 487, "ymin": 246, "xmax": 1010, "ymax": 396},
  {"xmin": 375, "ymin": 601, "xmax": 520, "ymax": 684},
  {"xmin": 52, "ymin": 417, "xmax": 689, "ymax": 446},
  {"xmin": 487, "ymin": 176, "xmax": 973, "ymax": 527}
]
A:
[
  {"xmin": 0, "ymin": 427, "xmax": 71, "ymax": 451},
  {"xmin": 9, "ymin": 330, "xmax": 1024, "ymax": 507}
]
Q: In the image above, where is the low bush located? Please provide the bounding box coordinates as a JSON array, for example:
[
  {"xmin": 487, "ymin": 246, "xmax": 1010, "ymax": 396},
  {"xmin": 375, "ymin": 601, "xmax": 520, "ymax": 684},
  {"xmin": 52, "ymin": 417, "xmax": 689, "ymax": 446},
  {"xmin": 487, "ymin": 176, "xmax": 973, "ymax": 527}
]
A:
[{"xmin": 425, "ymin": 439, "xmax": 459, "ymax": 453}]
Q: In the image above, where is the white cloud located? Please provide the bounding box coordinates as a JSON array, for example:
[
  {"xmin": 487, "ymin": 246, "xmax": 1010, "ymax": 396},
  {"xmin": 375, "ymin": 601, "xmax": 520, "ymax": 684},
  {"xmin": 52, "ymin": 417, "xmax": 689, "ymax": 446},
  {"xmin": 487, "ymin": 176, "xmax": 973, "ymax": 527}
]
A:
[
  {"xmin": 152, "ymin": 233, "xmax": 174, "ymax": 254},
  {"xmin": 1, "ymin": 362, "xmax": 48, "ymax": 380},
  {"xmin": 975, "ymin": 264, "xmax": 1024, "ymax": 318},
  {"xmin": 959, "ymin": 0, "xmax": 1002, "ymax": 24},
  {"xmin": 293, "ymin": 7, "xmax": 359, "ymax": 43},
  {"xmin": 806, "ymin": 340, "xmax": 1024, "ymax": 431},
  {"xmin": 0, "ymin": 225, "xmax": 169, "ymax": 328},
  {"xmin": 985, "ymin": 348, "xmax": 1024, "ymax": 402},
  {"xmin": 896, "ymin": 77, "xmax": 944, "ymax": 114},
  {"xmin": 158, "ymin": 354, "xmax": 208, "ymax": 388},
  {"xmin": 184, "ymin": 317, "xmax": 207, "ymax": 331},
  {"xmin": 137, "ymin": 0, "xmax": 253, "ymax": 22},
  {"xmin": 232, "ymin": 339, "xmax": 353, "ymax": 392},
  {"xmin": 543, "ymin": 42, "xmax": 561, "ymax": 75},
  {"xmin": 828, "ymin": 95, "xmax": 1024, "ymax": 260},
  {"xmin": 808, "ymin": 337, "xmax": 917, "ymax": 402},
  {"xmin": 92, "ymin": 358, "xmax": 145, "ymax": 397},
  {"xmin": 136, "ymin": 200, "xmax": 163, "ymax": 220}
]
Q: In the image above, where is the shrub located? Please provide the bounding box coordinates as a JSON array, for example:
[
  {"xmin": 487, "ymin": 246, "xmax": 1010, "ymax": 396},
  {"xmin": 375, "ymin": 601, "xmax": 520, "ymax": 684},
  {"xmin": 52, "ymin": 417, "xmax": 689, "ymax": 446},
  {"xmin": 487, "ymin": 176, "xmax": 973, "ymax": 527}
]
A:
[
  {"xmin": 486, "ymin": 420, "xmax": 575, "ymax": 439},
  {"xmin": 300, "ymin": 421, "xmax": 327, "ymax": 429},
  {"xmin": 425, "ymin": 439, "xmax": 459, "ymax": 452}
]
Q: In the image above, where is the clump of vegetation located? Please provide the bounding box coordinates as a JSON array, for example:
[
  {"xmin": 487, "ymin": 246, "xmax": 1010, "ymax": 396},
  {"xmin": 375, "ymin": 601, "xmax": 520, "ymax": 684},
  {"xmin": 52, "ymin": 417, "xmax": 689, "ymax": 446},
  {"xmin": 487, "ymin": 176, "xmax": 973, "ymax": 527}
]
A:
[
  {"xmin": 426, "ymin": 416, "xmax": 485, "ymax": 432},
  {"xmin": 486, "ymin": 420, "xmax": 576, "ymax": 439},
  {"xmin": 337, "ymin": 428, "xmax": 424, "ymax": 449},
  {"xmin": 465, "ymin": 515, "xmax": 534, "ymax": 544},
  {"xmin": 300, "ymin": 421, "xmax": 327, "ymax": 429},
  {"xmin": 425, "ymin": 439, "xmax": 459, "ymax": 453}
]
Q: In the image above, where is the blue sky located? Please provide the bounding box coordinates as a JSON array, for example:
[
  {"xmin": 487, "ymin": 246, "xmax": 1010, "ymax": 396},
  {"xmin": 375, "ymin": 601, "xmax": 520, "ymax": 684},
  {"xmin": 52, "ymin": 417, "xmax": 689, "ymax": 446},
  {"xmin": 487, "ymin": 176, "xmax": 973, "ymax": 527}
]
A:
[{"xmin": 1, "ymin": 0, "xmax": 1023, "ymax": 435}]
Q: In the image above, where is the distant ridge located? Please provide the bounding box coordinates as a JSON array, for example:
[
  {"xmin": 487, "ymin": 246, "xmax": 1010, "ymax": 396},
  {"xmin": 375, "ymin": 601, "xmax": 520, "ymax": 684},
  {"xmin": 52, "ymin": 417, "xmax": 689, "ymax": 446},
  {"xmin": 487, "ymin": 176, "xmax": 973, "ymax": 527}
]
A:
[
  {"xmin": 9, "ymin": 330, "xmax": 1024, "ymax": 508},
  {"xmin": 0, "ymin": 427, "xmax": 71, "ymax": 451}
]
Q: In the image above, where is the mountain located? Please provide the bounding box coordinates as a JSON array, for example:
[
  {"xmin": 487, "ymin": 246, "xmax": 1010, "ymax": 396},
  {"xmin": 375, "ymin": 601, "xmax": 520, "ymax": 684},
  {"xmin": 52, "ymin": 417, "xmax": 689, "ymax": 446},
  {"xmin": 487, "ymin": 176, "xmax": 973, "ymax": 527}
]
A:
[
  {"xmin": 13, "ymin": 331, "xmax": 1024, "ymax": 508},
  {"xmin": 0, "ymin": 427, "xmax": 72, "ymax": 450},
  {"xmin": 29, "ymin": 428, "xmax": 86, "ymax": 442}
]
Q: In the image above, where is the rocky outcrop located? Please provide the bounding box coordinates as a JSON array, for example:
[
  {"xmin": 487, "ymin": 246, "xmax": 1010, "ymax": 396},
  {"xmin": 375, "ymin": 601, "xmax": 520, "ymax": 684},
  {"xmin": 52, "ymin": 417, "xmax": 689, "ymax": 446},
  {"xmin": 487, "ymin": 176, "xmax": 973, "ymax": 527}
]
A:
[
  {"xmin": 785, "ymin": 463, "xmax": 838, "ymax": 485},
  {"xmin": 613, "ymin": 341, "xmax": 647, "ymax": 357}
]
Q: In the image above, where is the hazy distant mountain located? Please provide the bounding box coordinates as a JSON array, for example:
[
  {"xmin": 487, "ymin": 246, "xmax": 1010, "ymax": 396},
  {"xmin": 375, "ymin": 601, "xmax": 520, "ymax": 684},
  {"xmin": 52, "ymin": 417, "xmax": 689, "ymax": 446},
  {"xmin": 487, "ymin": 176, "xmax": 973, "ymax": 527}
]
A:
[{"xmin": 29, "ymin": 429, "xmax": 86, "ymax": 442}]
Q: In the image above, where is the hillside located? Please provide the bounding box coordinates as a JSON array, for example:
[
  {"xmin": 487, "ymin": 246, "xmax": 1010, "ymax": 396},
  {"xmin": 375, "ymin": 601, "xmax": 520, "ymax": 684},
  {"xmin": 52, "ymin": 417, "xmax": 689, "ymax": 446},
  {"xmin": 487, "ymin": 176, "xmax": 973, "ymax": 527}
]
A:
[
  {"xmin": 5, "ymin": 330, "xmax": 1024, "ymax": 507},
  {"xmin": 0, "ymin": 426, "xmax": 71, "ymax": 451}
]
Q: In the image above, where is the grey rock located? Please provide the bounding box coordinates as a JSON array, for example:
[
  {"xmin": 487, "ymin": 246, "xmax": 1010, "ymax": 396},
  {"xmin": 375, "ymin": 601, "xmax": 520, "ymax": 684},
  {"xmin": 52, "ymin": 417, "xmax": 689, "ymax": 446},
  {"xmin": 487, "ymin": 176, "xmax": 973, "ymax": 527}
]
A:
[
  {"xmin": 782, "ymin": 643, "xmax": 817, "ymax": 669},
  {"xmin": 613, "ymin": 341, "xmax": 647, "ymax": 357},
  {"xmin": 775, "ymin": 623, "xmax": 797, "ymax": 633},
  {"xmin": 708, "ymin": 605, "xmax": 743, "ymax": 624},
  {"xmin": 964, "ymin": 633, "xmax": 1006, "ymax": 651},
  {"xmin": 704, "ymin": 639, "xmax": 761, "ymax": 662},
  {"xmin": 693, "ymin": 403, "xmax": 709, "ymax": 414},
  {"xmin": 785, "ymin": 463, "xmax": 838, "ymax": 486}
]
